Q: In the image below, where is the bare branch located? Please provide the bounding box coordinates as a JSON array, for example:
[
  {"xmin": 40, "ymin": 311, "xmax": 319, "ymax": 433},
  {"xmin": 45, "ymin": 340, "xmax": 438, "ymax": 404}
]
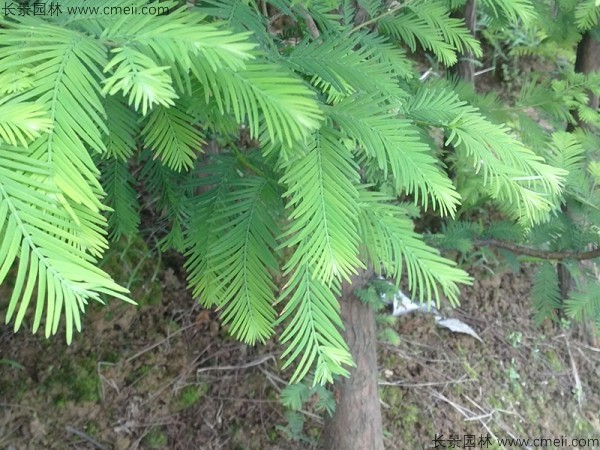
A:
[
  {"xmin": 298, "ymin": 6, "xmax": 320, "ymax": 39},
  {"xmin": 475, "ymin": 239, "xmax": 600, "ymax": 261}
]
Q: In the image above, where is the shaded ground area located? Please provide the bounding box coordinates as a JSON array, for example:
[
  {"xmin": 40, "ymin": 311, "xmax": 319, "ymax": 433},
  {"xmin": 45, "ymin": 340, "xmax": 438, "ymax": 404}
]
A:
[
  {"xmin": 380, "ymin": 269, "xmax": 600, "ymax": 449},
  {"xmin": 1, "ymin": 239, "xmax": 599, "ymax": 449}
]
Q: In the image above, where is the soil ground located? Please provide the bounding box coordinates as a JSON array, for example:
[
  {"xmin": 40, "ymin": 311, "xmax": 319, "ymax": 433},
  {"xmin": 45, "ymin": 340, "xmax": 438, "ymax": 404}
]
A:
[{"xmin": 1, "ymin": 237, "xmax": 599, "ymax": 450}]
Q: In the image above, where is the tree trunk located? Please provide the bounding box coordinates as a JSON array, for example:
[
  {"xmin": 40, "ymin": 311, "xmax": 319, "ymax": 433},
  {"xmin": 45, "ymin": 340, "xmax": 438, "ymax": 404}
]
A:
[
  {"xmin": 574, "ymin": 30, "xmax": 600, "ymax": 110},
  {"xmin": 323, "ymin": 271, "xmax": 384, "ymax": 450},
  {"xmin": 440, "ymin": 0, "xmax": 477, "ymax": 185},
  {"xmin": 567, "ymin": 28, "xmax": 600, "ymax": 132},
  {"xmin": 451, "ymin": 0, "xmax": 477, "ymax": 83},
  {"xmin": 559, "ymin": 28, "xmax": 600, "ymax": 301}
]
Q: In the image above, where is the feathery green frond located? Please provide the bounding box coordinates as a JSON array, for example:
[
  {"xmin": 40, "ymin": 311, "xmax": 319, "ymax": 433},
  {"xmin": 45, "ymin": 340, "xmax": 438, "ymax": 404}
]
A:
[
  {"xmin": 100, "ymin": 157, "xmax": 140, "ymax": 240},
  {"xmin": 545, "ymin": 131, "xmax": 590, "ymax": 198},
  {"xmin": 0, "ymin": 97, "xmax": 53, "ymax": 147},
  {"xmin": 409, "ymin": 1, "xmax": 482, "ymax": 56},
  {"xmin": 432, "ymin": 221, "xmax": 479, "ymax": 253},
  {"xmin": 531, "ymin": 261, "xmax": 562, "ymax": 324},
  {"xmin": 140, "ymin": 154, "xmax": 192, "ymax": 251},
  {"xmin": 100, "ymin": 4, "xmax": 256, "ymax": 106},
  {"xmin": 329, "ymin": 93, "xmax": 460, "ymax": 215},
  {"xmin": 406, "ymin": 85, "xmax": 566, "ymax": 224},
  {"xmin": 357, "ymin": 190, "xmax": 471, "ymax": 305},
  {"xmin": 353, "ymin": 31, "xmax": 414, "ymax": 79},
  {"xmin": 280, "ymin": 382, "xmax": 310, "ymax": 411},
  {"xmin": 356, "ymin": 0, "xmax": 380, "ymax": 19},
  {"xmin": 280, "ymin": 379, "xmax": 335, "ymax": 414},
  {"xmin": 480, "ymin": 0, "xmax": 537, "ymax": 24},
  {"xmin": 184, "ymin": 155, "xmax": 240, "ymax": 307},
  {"xmin": 0, "ymin": 0, "xmax": 573, "ymax": 382},
  {"xmin": 278, "ymin": 264, "xmax": 353, "ymax": 385},
  {"xmin": 380, "ymin": 12, "xmax": 457, "ymax": 66},
  {"xmin": 514, "ymin": 111, "xmax": 554, "ymax": 151},
  {"xmin": 102, "ymin": 96, "xmax": 138, "ymax": 160},
  {"xmin": 199, "ymin": 176, "xmax": 281, "ymax": 344},
  {"xmin": 101, "ymin": 4, "xmax": 256, "ymax": 72},
  {"xmin": 191, "ymin": 59, "xmax": 323, "ymax": 147},
  {"xmin": 305, "ymin": 3, "xmax": 347, "ymax": 34},
  {"xmin": 516, "ymin": 76, "xmax": 573, "ymax": 125},
  {"xmin": 575, "ymin": 0, "xmax": 600, "ymax": 30},
  {"xmin": 0, "ymin": 146, "xmax": 131, "ymax": 343},
  {"xmin": 379, "ymin": 0, "xmax": 481, "ymax": 66},
  {"xmin": 482, "ymin": 221, "xmax": 526, "ymax": 242},
  {"xmin": 527, "ymin": 214, "xmax": 566, "ymax": 247},
  {"xmin": 141, "ymin": 104, "xmax": 205, "ymax": 172},
  {"xmin": 404, "ymin": 85, "xmax": 465, "ymax": 124},
  {"xmin": 589, "ymin": 161, "xmax": 600, "ymax": 183},
  {"xmin": 565, "ymin": 281, "xmax": 600, "ymax": 324},
  {"xmin": 198, "ymin": 0, "xmax": 276, "ymax": 54},
  {"xmin": 102, "ymin": 47, "xmax": 178, "ymax": 116},
  {"xmin": 280, "ymin": 128, "xmax": 362, "ymax": 284},
  {"xmin": 0, "ymin": 67, "xmax": 35, "ymax": 95},
  {"xmin": 0, "ymin": 19, "xmax": 109, "ymax": 211},
  {"xmin": 284, "ymin": 34, "xmax": 407, "ymax": 100}
]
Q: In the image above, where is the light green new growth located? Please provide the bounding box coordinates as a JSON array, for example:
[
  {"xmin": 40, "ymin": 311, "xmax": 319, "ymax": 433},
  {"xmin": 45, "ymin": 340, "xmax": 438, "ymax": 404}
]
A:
[{"xmin": 0, "ymin": 0, "xmax": 568, "ymax": 383}]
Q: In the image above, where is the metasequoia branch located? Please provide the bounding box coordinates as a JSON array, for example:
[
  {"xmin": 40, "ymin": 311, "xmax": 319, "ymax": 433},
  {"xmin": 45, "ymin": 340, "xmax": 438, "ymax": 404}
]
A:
[{"xmin": 475, "ymin": 239, "xmax": 600, "ymax": 261}]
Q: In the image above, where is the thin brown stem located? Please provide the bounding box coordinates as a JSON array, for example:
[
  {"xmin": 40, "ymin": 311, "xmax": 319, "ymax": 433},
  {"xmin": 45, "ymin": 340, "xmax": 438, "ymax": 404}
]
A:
[
  {"xmin": 475, "ymin": 239, "xmax": 600, "ymax": 261},
  {"xmin": 350, "ymin": 1, "xmax": 411, "ymax": 33},
  {"xmin": 297, "ymin": 5, "xmax": 320, "ymax": 39}
]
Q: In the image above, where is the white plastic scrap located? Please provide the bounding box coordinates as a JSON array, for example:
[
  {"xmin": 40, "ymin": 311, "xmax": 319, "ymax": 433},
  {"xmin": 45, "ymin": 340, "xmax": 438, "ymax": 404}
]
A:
[
  {"xmin": 434, "ymin": 317, "xmax": 483, "ymax": 342},
  {"xmin": 382, "ymin": 283, "xmax": 483, "ymax": 343},
  {"xmin": 391, "ymin": 289, "xmax": 439, "ymax": 317}
]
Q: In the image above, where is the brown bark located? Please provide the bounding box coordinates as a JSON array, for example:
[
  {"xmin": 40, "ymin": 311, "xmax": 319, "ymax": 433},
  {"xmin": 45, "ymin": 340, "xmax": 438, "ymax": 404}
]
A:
[
  {"xmin": 475, "ymin": 239, "xmax": 600, "ymax": 261},
  {"xmin": 559, "ymin": 29, "xmax": 600, "ymax": 300},
  {"xmin": 451, "ymin": 0, "xmax": 477, "ymax": 82},
  {"xmin": 574, "ymin": 31, "xmax": 600, "ymax": 110},
  {"xmin": 323, "ymin": 270, "xmax": 384, "ymax": 450},
  {"xmin": 566, "ymin": 30, "xmax": 600, "ymax": 132},
  {"xmin": 442, "ymin": 0, "xmax": 477, "ymax": 181}
]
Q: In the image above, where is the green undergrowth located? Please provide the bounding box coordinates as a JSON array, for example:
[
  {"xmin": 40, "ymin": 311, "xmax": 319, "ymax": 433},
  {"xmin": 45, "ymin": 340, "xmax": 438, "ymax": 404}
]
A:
[
  {"xmin": 176, "ymin": 383, "xmax": 210, "ymax": 410},
  {"xmin": 144, "ymin": 427, "xmax": 168, "ymax": 449},
  {"xmin": 40, "ymin": 356, "xmax": 100, "ymax": 405},
  {"xmin": 99, "ymin": 235, "xmax": 163, "ymax": 306}
]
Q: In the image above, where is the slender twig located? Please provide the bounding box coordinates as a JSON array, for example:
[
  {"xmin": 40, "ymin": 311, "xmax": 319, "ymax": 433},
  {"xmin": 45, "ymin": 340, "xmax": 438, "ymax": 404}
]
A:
[
  {"xmin": 125, "ymin": 323, "xmax": 195, "ymax": 363},
  {"xmin": 564, "ymin": 334, "xmax": 584, "ymax": 408},
  {"xmin": 140, "ymin": 345, "xmax": 217, "ymax": 407},
  {"xmin": 431, "ymin": 391, "xmax": 475, "ymax": 418},
  {"xmin": 297, "ymin": 5, "xmax": 320, "ymax": 39},
  {"xmin": 0, "ymin": 403, "xmax": 36, "ymax": 412},
  {"xmin": 574, "ymin": 342, "xmax": 600, "ymax": 353},
  {"xmin": 298, "ymin": 409, "xmax": 325, "ymax": 423},
  {"xmin": 463, "ymin": 411, "xmax": 493, "ymax": 421},
  {"xmin": 213, "ymin": 392, "xmax": 325, "ymax": 424},
  {"xmin": 475, "ymin": 239, "xmax": 600, "ymax": 261},
  {"xmin": 378, "ymin": 378, "xmax": 474, "ymax": 387},
  {"xmin": 260, "ymin": 367, "xmax": 287, "ymax": 386},
  {"xmin": 65, "ymin": 426, "xmax": 108, "ymax": 450},
  {"xmin": 231, "ymin": 144, "xmax": 268, "ymax": 178},
  {"xmin": 473, "ymin": 66, "xmax": 496, "ymax": 77},
  {"xmin": 196, "ymin": 354, "xmax": 276, "ymax": 374},
  {"xmin": 350, "ymin": 1, "xmax": 410, "ymax": 33},
  {"xmin": 208, "ymin": 395, "xmax": 279, "ymax": 403}
]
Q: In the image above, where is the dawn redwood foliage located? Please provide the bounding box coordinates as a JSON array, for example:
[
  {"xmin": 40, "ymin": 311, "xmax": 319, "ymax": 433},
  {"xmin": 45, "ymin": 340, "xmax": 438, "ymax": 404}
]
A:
[
  {"xmin": 1, "ymin": 0, "xmax": 597, "ymax": 388},
  {"xmin": 441, "ymin": 0, "xmax": 600, "ymax": 325}
]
